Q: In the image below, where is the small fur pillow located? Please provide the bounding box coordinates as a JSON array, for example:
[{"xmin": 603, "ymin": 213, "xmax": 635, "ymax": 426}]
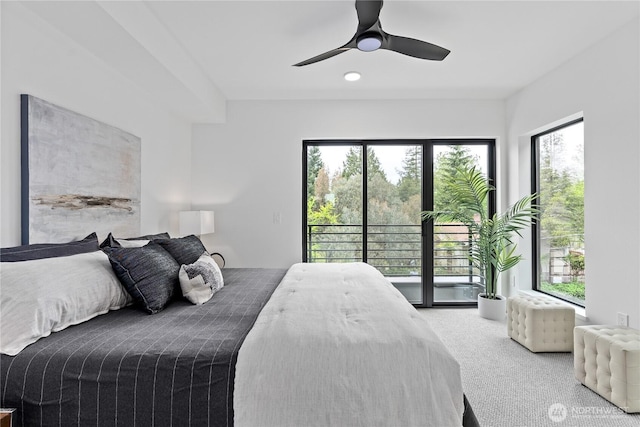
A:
[{"xmin": 178, "ymin": 252, "xmax": 224, "ymax": 305}]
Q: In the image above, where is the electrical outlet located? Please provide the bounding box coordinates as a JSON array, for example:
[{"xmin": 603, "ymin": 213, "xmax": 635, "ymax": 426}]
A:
[{"xmin": 617, "ymin": 312, "xmax": 629, "ymax": 327}]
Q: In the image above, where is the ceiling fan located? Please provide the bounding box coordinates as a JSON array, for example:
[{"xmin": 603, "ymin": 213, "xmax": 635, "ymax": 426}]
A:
[{"xmin": 293, "ymin": 0, "xmax": 450, "ymax": 67}]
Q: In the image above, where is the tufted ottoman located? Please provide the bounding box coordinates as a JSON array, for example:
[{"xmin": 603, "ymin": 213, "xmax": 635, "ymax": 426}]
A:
[
  {"xmin": 507, "ymin": 294, "xmax": 575, "ymax": 352},
  {"xmin": 574, "ymin": 325, "xmax": 640, "ymax": 413}
]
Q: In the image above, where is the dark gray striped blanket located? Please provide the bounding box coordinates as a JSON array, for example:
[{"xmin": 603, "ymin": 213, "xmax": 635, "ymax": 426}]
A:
[{"xmin": 0, "ymin": 268, "xmax": 287, "ymax": 427}]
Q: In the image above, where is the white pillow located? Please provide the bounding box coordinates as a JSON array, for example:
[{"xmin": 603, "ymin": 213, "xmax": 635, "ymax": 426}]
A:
[
  {"xmin": 0, "ymin": 251, "xmax": 132, "ymax": 355},
  {"xmin": 178, "ymin": 252, "xmax": 224, "ymax": 305},
  {"xmin": 115, "ymin": 238, "xmax": 150, "ymax": 248}
]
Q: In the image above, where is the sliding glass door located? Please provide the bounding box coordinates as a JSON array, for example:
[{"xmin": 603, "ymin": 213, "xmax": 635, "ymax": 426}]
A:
[
  {"xmin": 366, "ymin": 144, "xmax": 423, "ymax": 304},
  {"xmin": 304, "ymin": 139, "xmax": 494, "ymax": 307},
  {"xmin": 431, "ymin": 142, "xmax": 493, "ymax": 304}
]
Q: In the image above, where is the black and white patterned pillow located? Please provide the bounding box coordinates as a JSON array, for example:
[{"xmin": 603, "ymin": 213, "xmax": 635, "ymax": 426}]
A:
[{"xmin": 178, "ymin": 252, "xmax": 224, "ymax": 305}]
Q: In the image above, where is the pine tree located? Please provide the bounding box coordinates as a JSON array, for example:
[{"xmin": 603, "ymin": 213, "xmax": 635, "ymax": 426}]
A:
[
  {"xmin": 341, "ymin": 146, "xmax": 386, "ymax": 180},
  {"xmin": 307, "ymin": 146, "xmax": 324, "ymax": 198},
  {"xmin": 397, "ymin": 146, "xmax": 422, "ymax": 202},
  {"xmin": 314, "ymin": 168, "xmax": 330, "ymax": 207},
  {"xmin": 434, "ymin": 146, "xmax": 478, "ymax": 210},
  {"xmin": 341, "ymin": 147, "xmax": 362, "ymax": 178},
  {"xmin": 366, "ymin": 147, "xmax": 386, "ymax": 180}
]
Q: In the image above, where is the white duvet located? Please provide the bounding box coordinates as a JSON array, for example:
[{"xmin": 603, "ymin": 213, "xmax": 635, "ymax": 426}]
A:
[{"xmin": 234, "ymin": 262, "xmax": 464, "ymax": 427}]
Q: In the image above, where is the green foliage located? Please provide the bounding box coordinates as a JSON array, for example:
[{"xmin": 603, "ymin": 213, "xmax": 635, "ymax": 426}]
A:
[
  {"xmin": 421, "ymin": 166, "xmax": 539, "ymax": 299},
  {"xmin": 541, "ymin": 281, "xmax": 585, "ymax": 300},
  {"xmin": 564, "ymin": 252, "xmax": 585, "ymax": 281},
  {"xmin": 397, "ymin": 147, "xmax": 421, "ymax": 202},
  {"xmin": 538, "ymin": 133, "xmax": 584, "ymax": 247},
  {"xmin": 434, "ymin": 146, "xmax": 478, "ymax": 211},
  {"xmin": 307, "ymin": 198, "xmax": 340, "ymax": 263},
  {"xmin": 307, "ymin": 197, "xmax": 339, "ymax": 225},
  {"xmin": 331, "ymin": 173, "xmax": 363, "ymax": 223},
  {"xmin": 313, "ymin": 168, "xmax": 330, "ymax": 209},
  {"xmin": 307, "ymin": 146, "xmax": 324, "ymax": 198},
  {"xmin": 341, "ymin": 147, "xmax": 361, "ymax": 179}
]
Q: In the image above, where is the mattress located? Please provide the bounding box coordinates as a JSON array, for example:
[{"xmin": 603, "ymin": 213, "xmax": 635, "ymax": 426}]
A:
[{"xmin": 235, "ymin": 262, "xmax": 465, "ymax": 427}]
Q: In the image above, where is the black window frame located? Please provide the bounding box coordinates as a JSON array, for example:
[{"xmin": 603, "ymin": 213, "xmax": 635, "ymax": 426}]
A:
[
  {"xmin": 531, "ymin": 117, "xmax": 585, "ymax": 307},
  {"xmin": 303, "ymin": 138, "xmax": 496, "ymax": 308}
]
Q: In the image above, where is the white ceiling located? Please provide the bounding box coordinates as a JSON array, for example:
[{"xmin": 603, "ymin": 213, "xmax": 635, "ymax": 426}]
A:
[{"xmin": 18, "ymin": 1, "xmax": 640, "ymax": 119}]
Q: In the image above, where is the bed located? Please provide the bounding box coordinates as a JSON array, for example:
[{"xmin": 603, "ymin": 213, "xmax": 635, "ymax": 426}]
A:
[{"xmin": 1, "ymin": 235, "xmax": 479, "ymax": 427}]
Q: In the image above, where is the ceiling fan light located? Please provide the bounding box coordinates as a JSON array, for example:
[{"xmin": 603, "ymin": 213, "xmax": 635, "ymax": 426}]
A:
[{"xmin": 356, "ymin": 33, "xmax": 382, "ymax": 52}]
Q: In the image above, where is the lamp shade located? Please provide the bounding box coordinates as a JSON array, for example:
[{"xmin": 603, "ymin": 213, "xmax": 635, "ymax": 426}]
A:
[{"xmin": 179, "ymin": 211, "xmax": 215, "ymax": 236}]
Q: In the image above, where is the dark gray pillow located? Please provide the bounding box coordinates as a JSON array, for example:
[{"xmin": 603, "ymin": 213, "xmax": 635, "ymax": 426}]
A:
[
  {"xmin": 156, "ymin": 235, "xmax": 207, "ymax": 266},
  {"xmin": 105, "ymin": 241, "xmax": 179, "ymax": 314},
  {"xmin": 0, "ymin": 233, "xmax": 99, "ymax": 262},
  {"xmin": 99, "ymin": 232, "xmax": 170, "ymax": 249}
]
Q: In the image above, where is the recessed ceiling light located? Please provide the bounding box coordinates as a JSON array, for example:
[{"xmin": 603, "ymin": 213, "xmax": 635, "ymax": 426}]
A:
[{"xmin": 344, "ymin": 71, "xmax": 361, "ymax": 82}]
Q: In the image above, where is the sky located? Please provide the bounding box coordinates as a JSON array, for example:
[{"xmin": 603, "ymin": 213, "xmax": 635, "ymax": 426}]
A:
[
  {"xmin": 317, "ymin": 144, "xmax": 489, "ymax": 185},
  {"xmin": 538, "ymin": 120, "xmax": 584, "ymax": 179}
]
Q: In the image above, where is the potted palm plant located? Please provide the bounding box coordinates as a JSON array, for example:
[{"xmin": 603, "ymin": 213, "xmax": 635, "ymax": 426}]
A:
[{"xmin": 421, "ymin": 166, "xmax": 539, "ymax": 320}]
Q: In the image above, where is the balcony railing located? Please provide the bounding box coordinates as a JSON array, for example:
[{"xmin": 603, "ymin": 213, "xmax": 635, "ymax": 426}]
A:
[{"xmin": 306, "ymin": 223, "xmax": 482, "ymax": 282}]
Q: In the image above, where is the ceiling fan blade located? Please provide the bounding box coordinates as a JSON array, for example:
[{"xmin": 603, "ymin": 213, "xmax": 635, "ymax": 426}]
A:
[
  {"xmin": 383, "ymin": 33, "xmax": 450, "ymax": 61},
  {"xmin": 293, "ymin": 46, "xmax": 352, "ymax": 67},
  {"xmin": 355, "ymin": 0, "xmax": 383, "ymax": 31}
]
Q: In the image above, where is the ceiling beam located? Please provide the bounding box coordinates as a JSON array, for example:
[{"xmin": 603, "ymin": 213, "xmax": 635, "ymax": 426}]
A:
[{"xmin": 21, "ymin": 1, "xmax": 226, "ymax": 123}]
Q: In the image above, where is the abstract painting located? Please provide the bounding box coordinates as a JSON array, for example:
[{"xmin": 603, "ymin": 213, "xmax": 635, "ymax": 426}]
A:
[{"xmin": 21, "ymin": 95, "xmax": 141, "ymax": 244}]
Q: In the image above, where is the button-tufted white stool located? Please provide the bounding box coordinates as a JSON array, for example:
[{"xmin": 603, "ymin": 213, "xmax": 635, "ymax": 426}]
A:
[
  {"xmin": 507, "ymin": 294, "xmax": 575, "ymax": 352},
  {"xmin": 574, "ymin": 325, "xmax": 640, "ymax": 413}
]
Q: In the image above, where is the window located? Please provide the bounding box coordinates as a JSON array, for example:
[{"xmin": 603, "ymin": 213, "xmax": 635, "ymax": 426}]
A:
[
  {"xmin": 532, "ymin": 119, "xmax": 585, "ymax": 306},
  {"xmin": 303, "ymin": 139, "xmax": 494, "ymax": 307}
]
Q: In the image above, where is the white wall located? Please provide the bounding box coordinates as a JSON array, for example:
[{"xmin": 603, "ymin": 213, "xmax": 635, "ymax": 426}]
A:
[
  {"xmin": 0, "ymin": 2, "xmax": 193, "ymax": 246},
  {"xmin": 505, "ymin": 18, "xmax": 640, "ymax": 328},
  {"xmin": 192, "ymin": 99, "xmax": 505, "ymax": 268}
]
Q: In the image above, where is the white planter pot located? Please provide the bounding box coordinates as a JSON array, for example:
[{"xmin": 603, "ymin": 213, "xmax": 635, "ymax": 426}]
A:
[{"xmin": 478, "ymin": 293, "xmax": 506, "ymax": 320}]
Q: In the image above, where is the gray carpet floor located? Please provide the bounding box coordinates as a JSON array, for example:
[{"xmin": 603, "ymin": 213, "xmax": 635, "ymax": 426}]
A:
[{"xmin": 417, "ymin": 308, "xmax": 640, "ymax": 427}]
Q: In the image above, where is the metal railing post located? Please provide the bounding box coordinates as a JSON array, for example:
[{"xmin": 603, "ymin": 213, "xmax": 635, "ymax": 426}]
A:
[
  {"xmin": 308, "ymin": 225, "xmax": 313, "ymax": 262},
  {"xmin": 468, "ymin": 230, "xmax": 473, "ymax": 284}
]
